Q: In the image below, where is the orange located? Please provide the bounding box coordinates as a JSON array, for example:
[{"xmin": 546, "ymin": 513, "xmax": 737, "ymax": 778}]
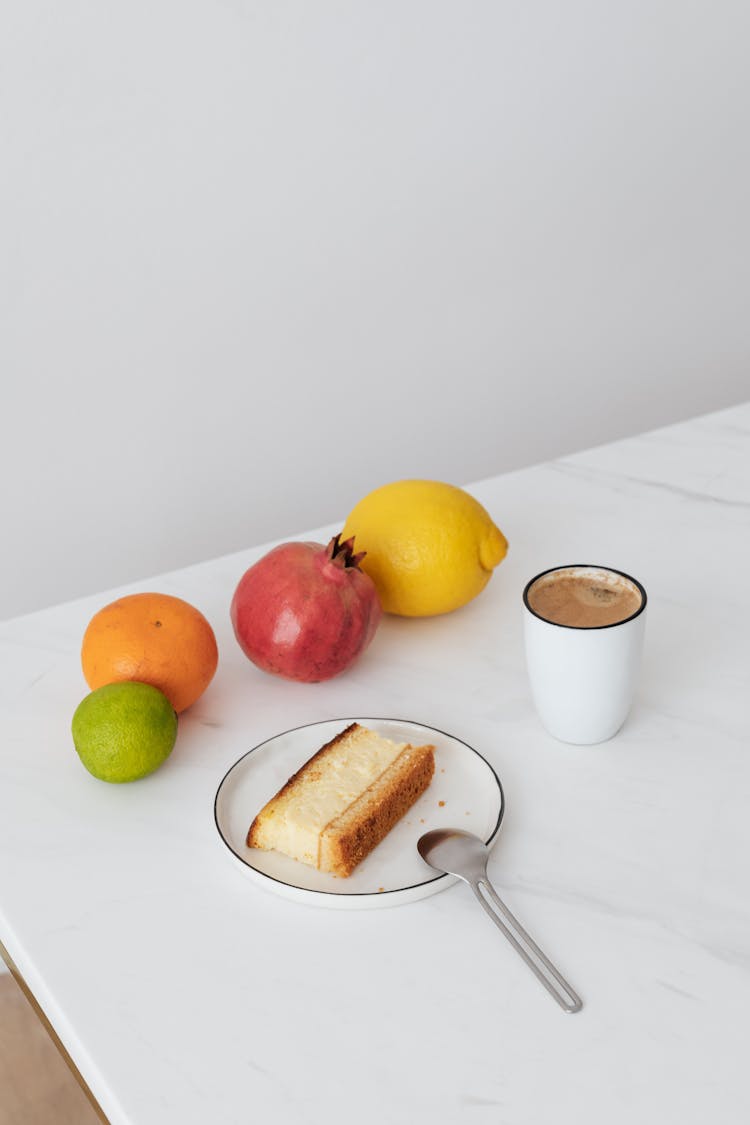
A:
[{"xmin": 81, "ymin": 592, "xmax": 218, "ymax": 713}]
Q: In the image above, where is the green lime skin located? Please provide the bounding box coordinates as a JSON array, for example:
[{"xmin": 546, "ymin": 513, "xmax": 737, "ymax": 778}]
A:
[{"xmin": 72, "ymin": 681, "xmax": 178, "ymax": 783}]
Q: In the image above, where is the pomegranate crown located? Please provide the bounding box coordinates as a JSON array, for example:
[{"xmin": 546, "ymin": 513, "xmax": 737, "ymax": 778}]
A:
[{"xmin": 326, "ymin": 534, "xmax": 367, "ymax": 570}]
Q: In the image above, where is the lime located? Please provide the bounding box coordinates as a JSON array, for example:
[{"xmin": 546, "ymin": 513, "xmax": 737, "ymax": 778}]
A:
[{"xmin": 72, "ymin": 681, "xmax": 178, "ymax": 783}]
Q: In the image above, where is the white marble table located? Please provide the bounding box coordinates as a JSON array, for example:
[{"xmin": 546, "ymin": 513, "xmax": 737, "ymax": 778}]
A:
[{"xmin": 1, "ymin": 403, "xmax": 748, "ymax": 1124}]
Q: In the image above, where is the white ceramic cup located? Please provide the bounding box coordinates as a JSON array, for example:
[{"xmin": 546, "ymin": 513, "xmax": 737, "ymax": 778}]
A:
[{"xmin": 523, "ymin": 564, "xmax": 647, "ymax": 745}]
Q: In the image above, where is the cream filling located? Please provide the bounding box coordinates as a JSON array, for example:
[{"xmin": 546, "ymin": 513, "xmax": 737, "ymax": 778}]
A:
[{"xmin": 265, "ymin": 732, "xmax": 405, "ymax": 867}]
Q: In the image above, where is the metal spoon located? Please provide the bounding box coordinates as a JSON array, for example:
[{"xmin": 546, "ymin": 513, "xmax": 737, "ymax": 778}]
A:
[{"xmin": 418, "ymin": 828, "xmax": 582, "ymax": 1013}]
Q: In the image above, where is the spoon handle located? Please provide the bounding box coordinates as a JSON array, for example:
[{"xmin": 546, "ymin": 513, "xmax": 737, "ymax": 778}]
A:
[{"xmin": 471, "ymin": 879, "xmax": 582, "ymax": 1013}]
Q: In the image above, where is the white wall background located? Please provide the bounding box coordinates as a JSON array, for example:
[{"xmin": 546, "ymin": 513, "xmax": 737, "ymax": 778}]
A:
[{"xmin": 3, "ymin": 0, "xmax": 749, "ymax": 621}]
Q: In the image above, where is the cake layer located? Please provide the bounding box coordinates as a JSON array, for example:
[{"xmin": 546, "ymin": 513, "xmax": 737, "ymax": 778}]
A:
[{"xmin": 320, "ymin": 740, "xmax": 435, "ymax": 876}]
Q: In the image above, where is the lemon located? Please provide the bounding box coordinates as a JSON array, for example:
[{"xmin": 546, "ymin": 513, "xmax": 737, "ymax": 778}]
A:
[
  {"xmin": 341, "ymin": 480, "xmax": 508, "ymax": 616},
  {"xmin": 72, "ymin": 681, "xmax": 178, "ymax": 783}
]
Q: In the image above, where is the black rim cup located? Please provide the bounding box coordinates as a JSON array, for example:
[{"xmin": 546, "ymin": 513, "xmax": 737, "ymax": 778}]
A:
[{"xmin": 522, "ymin": 564, "xmax": 648, "ymax": 631}]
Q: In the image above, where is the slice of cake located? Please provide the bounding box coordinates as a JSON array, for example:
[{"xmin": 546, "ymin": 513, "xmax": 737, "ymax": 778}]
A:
[{"xmin": 247, "ymin": 722, "xmax": 435, "ymax": 877}]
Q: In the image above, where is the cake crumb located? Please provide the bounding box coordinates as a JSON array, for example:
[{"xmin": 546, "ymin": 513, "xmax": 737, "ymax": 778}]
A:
[
  {"xmin": 438, "ymin": 800, "xmax": 446, "ymax": 807},
  {"xmin": 420, "ymin": 818, "xmax": 425, "ymax": 823},
  {"xmin": 378, "ymin": 887, "xmax": 385, "ymax": 893}
]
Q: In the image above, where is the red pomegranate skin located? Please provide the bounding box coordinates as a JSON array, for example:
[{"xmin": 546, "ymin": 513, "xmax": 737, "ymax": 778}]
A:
[{"xmin": 230, "ymin": 537, "xmax": 382, "ymax": 682}]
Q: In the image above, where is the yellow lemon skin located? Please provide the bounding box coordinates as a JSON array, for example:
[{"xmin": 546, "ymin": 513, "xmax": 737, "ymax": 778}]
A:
[{"xmin": 341, "ymin": 480, "xmax": 508, "ymax": 617}]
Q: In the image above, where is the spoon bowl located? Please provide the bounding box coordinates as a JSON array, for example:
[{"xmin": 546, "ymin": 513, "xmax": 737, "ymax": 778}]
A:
[{"xmin": 418, "ymin": 827, "xmax": 492, "ymax": 882}]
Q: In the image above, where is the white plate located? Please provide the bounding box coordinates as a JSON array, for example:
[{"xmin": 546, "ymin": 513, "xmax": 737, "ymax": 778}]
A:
[{"xmin": 214, "ymin": 717, "xmax": 504, "ymax": 909}]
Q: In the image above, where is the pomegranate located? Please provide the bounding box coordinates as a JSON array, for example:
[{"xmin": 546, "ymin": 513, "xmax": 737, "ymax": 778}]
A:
[{"xmin": 230, "ymin": 535, "xmax": 382, "ymax": 682}]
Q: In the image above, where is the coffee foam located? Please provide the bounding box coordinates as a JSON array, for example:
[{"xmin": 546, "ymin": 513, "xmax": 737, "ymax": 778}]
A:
[{"xmin": 526, "ymin": 566, "xmax": 643, "ymax": 628}]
